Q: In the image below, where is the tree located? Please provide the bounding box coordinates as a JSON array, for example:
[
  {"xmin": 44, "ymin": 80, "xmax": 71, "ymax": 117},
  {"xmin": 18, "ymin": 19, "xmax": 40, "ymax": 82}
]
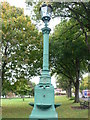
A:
[
  {"xmin": 2, "ymin": 80, "xmax": 12, "ymax": 97},
  {"xmin": 52, "ymin": 2, "xmax": 90, "ymax": 52},
  {"xmin": 80, "ymin": 76, "xmax": 89, "ymax": 91},
  {"xmin": 50, "ymin": 19, "xmax": 88, "ymax": 102},
  {"xmin": 56, "ymin": 75, "xmax": 72, "ymax": 98},
  {"xmin": 33, "ymin": 1, "xmax": 90, "ymax": 51},
  {"xmin": 1, "ymin": 2, "xmax": 42, "ymax": 85},
  {"xmin": 27, "ymin": 80, "xmax": 36, "ymax": 97},
  {"xmin": 13, "ymin": 78, "xmax": 35, "ymax": 101}
]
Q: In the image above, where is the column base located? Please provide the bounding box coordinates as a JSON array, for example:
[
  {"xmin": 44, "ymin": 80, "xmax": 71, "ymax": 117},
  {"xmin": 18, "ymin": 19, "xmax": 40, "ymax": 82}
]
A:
[
  {"xmin": 29, "ymin": 107, "xmax": 58, "ymax": 120},
  {"xmin": 29, "ymin": 84, "xmax": 59, "ymax": 120},
  {"xmin": 39, "ymin": 70, "xmax": 51, "ymax": 84}
]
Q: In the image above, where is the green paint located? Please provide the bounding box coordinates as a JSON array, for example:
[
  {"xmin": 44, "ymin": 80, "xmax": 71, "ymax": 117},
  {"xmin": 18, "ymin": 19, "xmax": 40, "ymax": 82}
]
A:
[
  {"xmin": 40, "ymin": 26, "xmax": 51, "ymax": 84},
  {"xmin": 30, "ymin": 84, "xmax": 58, "ymax": 119},
  {"xmin": 29, "ymin": 7, "xmax": 60, "ymax": 119}
]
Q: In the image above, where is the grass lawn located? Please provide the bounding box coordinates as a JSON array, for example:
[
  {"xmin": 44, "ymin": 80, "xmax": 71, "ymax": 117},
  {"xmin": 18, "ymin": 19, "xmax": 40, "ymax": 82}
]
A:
[{"xmin": 1, "ymin": 96, "xmax": 89, "ymax": 119}]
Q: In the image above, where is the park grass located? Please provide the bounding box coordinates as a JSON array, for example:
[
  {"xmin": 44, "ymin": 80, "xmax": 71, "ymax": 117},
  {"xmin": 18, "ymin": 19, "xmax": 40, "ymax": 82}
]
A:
[
  {"xmin": 55, "ymin": 96, "xmax": 89, "ymax": 118},
  {"xmin": 1, "ymin": 96, "xmax": 89, "ymax": 119}
]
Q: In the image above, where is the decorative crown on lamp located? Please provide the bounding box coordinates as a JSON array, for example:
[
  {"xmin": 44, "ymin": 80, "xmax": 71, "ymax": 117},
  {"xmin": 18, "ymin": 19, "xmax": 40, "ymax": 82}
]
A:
[{"xmin": 39, "ymin": 3, "xmax": 53, "ymax": 23}]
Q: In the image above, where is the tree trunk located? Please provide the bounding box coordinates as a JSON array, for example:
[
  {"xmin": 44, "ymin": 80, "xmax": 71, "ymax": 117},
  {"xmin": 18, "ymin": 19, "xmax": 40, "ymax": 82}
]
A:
[
  {"xmin": 29, "ymin": 95, "xmax": 30, "ymax": 98},
  {"xmin": 22, "ymin": 96, "xmax": 25, "ymax": 101},
  {"xmin": 74, "ymin": 58, "xmax": 80, "ymax": 103},
  {"xmin": 67, "ymin": 83, "xmax": 72, "ymax": 98},
  {"xmin": 74, "ymin": 81, "xmax": 79, "ymax": 103},
  {"xmin": 23, "ymin": 98, "xmax": 24, "ymax": 101},
  {"xmin": 21, "ymin": 95, "xmax": 25, "ymax": 101}
]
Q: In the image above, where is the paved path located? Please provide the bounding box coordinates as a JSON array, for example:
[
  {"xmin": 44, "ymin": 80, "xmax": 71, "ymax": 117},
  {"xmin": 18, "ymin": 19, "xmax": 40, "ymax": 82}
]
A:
[{"xmin": 80, "ymin": 98, "xmax": 90, "ymax": 101}]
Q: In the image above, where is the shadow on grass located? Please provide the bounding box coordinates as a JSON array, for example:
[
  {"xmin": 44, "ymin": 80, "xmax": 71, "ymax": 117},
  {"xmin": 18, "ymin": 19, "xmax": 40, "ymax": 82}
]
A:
[{"xmin": 69, "ymin": 97, "xmax": 75, "ymax": 101}]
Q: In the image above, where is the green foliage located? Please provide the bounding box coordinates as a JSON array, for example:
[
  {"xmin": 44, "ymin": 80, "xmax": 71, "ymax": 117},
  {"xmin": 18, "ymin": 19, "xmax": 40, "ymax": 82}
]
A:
[
  {"xmin": 2, "ymin": 80, "xmax": 12, "ymax": 96},
  {"xmin": 52, "ymin": 2, "xmax": 90, "ymax": 51},
  {"xmin": 56, "ymin": 75, "xmax": 70, "ymax": 90},
  {"xmin": 2, "ymin": 78, "xmax": 36, "ymax": 97},
  {"xmin": 50, "ymin": 19, "xmax": 88, "ymax": 79},
  {"xmin": 50, "ymin": 19, "xmax": 88, "ymax": 102},
  {"xmin": 13, "ymin": 79, "xmax": 35, "ymax": 96},
  {"xmin": 33, "ymin": 1, "xmax": 42, "ymax": 21},
  {"xmin": 1, "ymin": 2, "xmax": 42, "ymax": 84},
  {"xmin": 80, "ymin": 76, "xmax": 89, "ymax": 91},
  {"xmin": 34, "ymin": 2, "xmax": 90, "ymax": 51}
]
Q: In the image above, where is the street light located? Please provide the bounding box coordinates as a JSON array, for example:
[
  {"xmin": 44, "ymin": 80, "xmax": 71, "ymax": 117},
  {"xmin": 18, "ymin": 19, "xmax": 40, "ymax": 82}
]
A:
[
  {"xmin": 29, "ymin": 2, "xmax": 61, "ymax": 120},
  {"xmin": 39, "ymin": 3, "xmax": 53, "ymax": 24}
]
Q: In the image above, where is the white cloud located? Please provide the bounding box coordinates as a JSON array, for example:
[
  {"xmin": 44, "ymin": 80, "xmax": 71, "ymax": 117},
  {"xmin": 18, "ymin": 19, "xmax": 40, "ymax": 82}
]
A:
[{"xmin": 1, "ymin": 0, "xmax": 26, "ymax": 8}]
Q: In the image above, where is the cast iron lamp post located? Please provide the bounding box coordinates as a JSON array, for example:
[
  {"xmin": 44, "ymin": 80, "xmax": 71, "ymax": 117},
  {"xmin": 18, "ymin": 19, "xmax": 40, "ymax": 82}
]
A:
[
  {"xmin": 29, "ymin": 3, "xmax": 61, "ymax": 120},
  {"xmin": 39, "ymin": 3, "xmax": 52, "ymax": 84}
]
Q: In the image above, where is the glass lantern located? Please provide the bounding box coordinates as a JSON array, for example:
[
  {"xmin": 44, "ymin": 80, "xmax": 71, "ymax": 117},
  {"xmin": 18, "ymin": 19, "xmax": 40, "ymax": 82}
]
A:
[{"xmin": 40, "ymin": 3, "xmax": 53, "ymax": 23}]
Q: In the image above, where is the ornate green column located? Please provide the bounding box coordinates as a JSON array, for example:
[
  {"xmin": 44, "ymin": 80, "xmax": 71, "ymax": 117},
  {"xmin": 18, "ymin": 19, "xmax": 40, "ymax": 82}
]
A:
[
  {"xmin": 29, "ymin": 3, "xmax": 61, "ymax": 120},
  {"xmin": 40, "ymin": 26, "xmax": 51, "ymax": 84}
]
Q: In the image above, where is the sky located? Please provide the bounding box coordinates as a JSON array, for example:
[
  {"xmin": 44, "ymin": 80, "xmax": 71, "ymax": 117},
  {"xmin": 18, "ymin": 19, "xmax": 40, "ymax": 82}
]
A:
[{"xmin": 1, "ymin": 0, "xmax": 26, "ymax": 8}]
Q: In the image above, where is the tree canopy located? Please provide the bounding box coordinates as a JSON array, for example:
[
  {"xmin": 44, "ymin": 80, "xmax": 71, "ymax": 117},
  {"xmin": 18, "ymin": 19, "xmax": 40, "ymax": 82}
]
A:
[
  {"xmin": 50, "ymin": 19, "xmax": 88, "ymax": 102},
  {"xmin": 1, "ymin": 2, "xmax": 42, "ymax": 85},
  {"xmin": 33, "ymin": 1, "xmax": 90, "ymax": 51},
  {"xmin": 52, "ymin": 2, "xmax": 90, "ymax": 51}
]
